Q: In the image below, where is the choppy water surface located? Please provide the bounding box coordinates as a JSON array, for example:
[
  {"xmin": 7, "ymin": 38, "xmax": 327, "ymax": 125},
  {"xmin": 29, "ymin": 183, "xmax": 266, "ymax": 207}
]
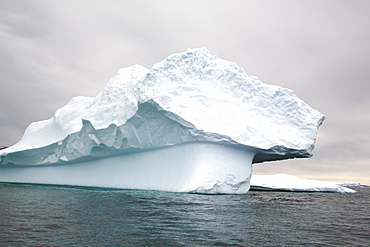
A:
[{"xmin": 0, "ymin": 184, "xmax": 369, "ymax": 246}]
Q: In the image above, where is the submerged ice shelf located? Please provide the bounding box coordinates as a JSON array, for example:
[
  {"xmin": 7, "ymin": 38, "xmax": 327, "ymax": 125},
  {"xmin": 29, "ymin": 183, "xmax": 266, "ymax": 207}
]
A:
[{"xmin": 0, "ymin": 48, "xmax": 325, "ymax": 193}]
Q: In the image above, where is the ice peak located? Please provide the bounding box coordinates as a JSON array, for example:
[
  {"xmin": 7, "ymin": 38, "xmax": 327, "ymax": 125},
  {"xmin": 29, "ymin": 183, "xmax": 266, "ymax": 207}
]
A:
[
  {"xmin": 134, "ymin": 48, "xmax": 248, "ymax": 105},
  {"xmin": 149, "ymin": 47, "xmax": 244, "ymax": 82},
  {"xmin": 166, "ymin": 47, "xmax": 216, "ymax": 64}
]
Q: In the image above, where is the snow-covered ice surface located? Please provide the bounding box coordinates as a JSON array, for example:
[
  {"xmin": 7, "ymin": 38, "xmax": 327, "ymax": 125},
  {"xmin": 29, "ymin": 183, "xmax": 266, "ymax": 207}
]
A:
[
  {"xmin": 250, "ymin": 174, "xmax": 356, "ymax": 193},
  {"xmin": 0, "ymin": 48, "xmax": 324, "ymax": 193}
]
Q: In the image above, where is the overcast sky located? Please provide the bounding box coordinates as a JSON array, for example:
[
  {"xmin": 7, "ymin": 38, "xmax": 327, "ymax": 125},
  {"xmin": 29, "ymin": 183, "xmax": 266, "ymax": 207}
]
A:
[{"xmin": 1, "ymin": 0, "xmax": 369, "ymax": 184}]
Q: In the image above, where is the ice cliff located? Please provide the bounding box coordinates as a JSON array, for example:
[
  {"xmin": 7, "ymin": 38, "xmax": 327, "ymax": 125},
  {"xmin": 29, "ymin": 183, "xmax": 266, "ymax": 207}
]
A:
[{"xmin": 0, "ymin": 48, "xmax": 325, "ymax": 193}]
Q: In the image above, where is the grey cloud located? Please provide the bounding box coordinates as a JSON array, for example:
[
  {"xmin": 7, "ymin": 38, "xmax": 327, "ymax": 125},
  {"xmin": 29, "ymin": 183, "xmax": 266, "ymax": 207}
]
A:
[{"xmin": 0, "ymin": 1, "xmax": 53, "ymax": 39}]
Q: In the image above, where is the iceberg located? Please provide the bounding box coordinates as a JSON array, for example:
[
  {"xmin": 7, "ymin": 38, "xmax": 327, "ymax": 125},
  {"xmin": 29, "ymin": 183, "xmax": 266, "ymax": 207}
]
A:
[
  {"xmin": 250, "ymin": 174, "xmax": 356, "ymax": 193},
  {"xmin": 337, "ymin": 182, "xmax": 362, "ymax": 187},
  {"xmin": 0, "ymin": 48, "xmax": 324, "ymax": 194}
]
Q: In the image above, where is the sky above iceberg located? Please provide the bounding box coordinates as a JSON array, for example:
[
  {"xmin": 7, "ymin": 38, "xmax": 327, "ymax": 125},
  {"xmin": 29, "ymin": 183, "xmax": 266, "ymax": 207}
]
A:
[{"xmin": 0, "ymin": 0, "xmax": 369, "ymax": 184}]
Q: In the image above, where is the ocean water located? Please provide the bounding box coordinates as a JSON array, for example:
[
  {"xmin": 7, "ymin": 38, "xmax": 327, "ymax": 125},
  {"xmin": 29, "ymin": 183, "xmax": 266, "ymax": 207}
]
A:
[{"xmin": 0, "ymin": 184, "xmax": 369, "ymax": 246}]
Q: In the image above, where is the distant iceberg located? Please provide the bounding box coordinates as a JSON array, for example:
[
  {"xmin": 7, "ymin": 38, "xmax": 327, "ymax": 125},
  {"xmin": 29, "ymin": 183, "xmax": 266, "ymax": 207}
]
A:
[
  {"xmin": 0, "ymin": 48, "xmax": 324, "ymax": 194},
  {"xmin": 250, "ymin": 174, "xmax": 356, "ymax": 193},
  {"xmin": 337, "ymin": 182, "xmax": 362, "ymax": 187}
]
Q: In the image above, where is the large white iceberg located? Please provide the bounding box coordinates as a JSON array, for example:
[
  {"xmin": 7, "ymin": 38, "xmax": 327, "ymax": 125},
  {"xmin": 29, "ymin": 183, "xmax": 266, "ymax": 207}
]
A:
[
  {"xmin": 0, "ymin": 48, "xmax": 324, "ymax": 193},
  {"xmin": 250, "ymin": 174, "xmax": 356, "ymax": 193}
]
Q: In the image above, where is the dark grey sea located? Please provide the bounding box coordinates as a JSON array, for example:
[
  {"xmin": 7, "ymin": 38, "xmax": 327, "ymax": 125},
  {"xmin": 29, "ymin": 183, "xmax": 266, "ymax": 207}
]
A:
[{"xmin": 0, "ymin": 184, "xmax": 369, "ymax": 246}]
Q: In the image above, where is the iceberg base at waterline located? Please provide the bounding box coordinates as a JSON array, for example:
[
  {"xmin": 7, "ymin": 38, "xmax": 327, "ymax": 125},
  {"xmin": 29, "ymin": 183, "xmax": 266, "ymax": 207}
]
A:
[{"xmin": 0, "ymin": 143, "xmax": 255, "ymax": 194}]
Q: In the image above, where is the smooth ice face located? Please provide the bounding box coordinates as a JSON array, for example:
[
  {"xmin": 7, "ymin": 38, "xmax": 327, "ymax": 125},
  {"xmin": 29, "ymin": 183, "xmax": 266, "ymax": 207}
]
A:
[
  {"xmin": 0, "ymin": 143, "xmax": 255, "ymax": 194},
  {"xmin": 0, "ymin": 48, "xmax": 325, "ymax": 193},
  {"xmin": 250, "ymin": 174, "xmax": 356, "ymax": 193}
]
